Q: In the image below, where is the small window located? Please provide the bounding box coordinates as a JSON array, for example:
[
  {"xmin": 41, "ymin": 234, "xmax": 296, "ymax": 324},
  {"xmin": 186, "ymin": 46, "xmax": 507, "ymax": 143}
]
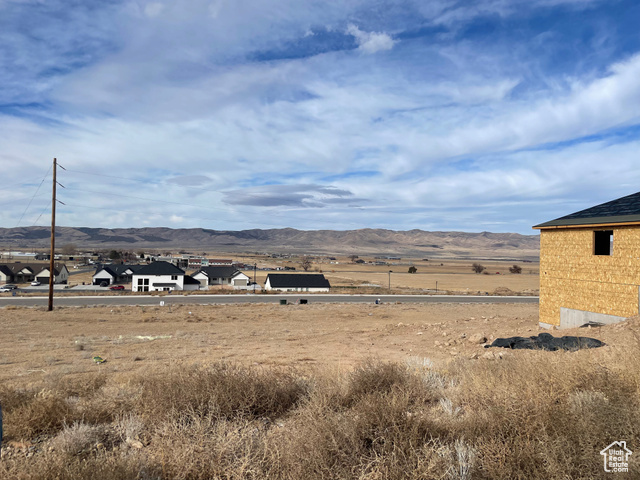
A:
[
  {"xmin": 171, "ymin": 275, "xmax": 178, "ymax": 280},
  {"xmin": 594, "ymin": 230, "xmax": 613, "ymax": 256}
]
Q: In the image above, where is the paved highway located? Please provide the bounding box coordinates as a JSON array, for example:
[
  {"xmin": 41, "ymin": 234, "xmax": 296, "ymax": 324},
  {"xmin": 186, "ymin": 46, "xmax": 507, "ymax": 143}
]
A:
[{"xmin": 0, "ymin": 293, "xmax": 538, "ymax": 308}]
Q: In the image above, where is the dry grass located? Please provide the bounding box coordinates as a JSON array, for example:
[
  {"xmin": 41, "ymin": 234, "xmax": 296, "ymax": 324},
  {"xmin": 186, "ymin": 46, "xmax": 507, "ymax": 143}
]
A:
[{"xmin": 2, "ymin": 347, "xmax": 639, "ymax": 479}]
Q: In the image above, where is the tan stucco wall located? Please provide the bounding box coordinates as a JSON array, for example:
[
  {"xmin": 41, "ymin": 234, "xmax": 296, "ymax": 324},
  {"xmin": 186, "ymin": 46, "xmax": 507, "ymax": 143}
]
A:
[{"xmin": 539, "ymin": 226, "xmax": 640, "ymax": 326}]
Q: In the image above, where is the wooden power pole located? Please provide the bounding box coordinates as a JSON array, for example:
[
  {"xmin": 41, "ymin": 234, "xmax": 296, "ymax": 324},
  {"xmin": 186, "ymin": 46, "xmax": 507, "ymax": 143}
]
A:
[{"xmin": 48, "ymin": 158, "xmax": 57, "ymax": 312}]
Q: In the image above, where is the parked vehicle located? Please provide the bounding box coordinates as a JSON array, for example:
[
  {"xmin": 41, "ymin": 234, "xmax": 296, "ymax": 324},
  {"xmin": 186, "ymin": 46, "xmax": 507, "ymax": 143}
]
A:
[
  {"xmin": 0, "ymin": 285, "xmax": 17, "ymax": 292},
  {"xmin": 109, "ymin": 285, "xmax": 125, "ymax": 291},
  {"xmin": 31, "ymin": 281, "xmax": 41, "ymax": 286}
]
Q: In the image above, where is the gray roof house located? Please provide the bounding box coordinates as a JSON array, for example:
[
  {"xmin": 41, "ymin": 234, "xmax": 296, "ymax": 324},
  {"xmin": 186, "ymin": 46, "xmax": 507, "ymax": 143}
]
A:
[
  {"xmin": 92, "ymin": 264, "xmax": 145, "ymax": 285},
  {"xmin": 0, "ymin": 263, "xmax": 69, "ymax": 284},
  {"xmin": 192, "ymin": 266, "xmax": 251, "ymax": 289},
  {"xmin": 264, "ymin": 273, "xmax": 330, "ymax": 292}
]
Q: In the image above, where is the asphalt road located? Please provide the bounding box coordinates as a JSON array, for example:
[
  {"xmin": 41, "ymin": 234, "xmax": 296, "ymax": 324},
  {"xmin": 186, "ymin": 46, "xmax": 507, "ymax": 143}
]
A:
[{"xmin": 0, "ymin": 294, "xmax": 538, "ymax": 308}]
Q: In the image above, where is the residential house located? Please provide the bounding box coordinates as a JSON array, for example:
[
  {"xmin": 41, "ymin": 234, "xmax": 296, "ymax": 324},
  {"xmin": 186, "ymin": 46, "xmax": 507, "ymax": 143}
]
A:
[
  {"xmin": 0, "ymin": 263, "xmax": 69, "ymax": 284},
  {"xmin": 92, "ymin": 264, "xmax": 145, "ymax": 286},
  {"xmin": 192, "ymin": 266, "xmax": 250, "ymax": 289},
  {"xmin": 264, "ymin": 273, "xmax": 330, "ymax": 292},
  {"xmin": 534, "ymin": 191, "xmax": 640, "ymax": 328},
  {"xmin": 131, "ymin": 261, "xmax": 200, "ymax": 292}
]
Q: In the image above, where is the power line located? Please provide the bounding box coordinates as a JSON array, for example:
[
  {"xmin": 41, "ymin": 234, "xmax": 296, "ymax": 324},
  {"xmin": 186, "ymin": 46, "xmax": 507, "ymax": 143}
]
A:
[
  {"xmin": 15, "ymin": 164, "xmax": 53, "ymax": 227},
  {"xmin": 32, "ymin": 204, "xmax": 51, "ymax": 227},
  {"xmin": 0, "ymin": 193, "xmax": 49, "ymax": 208}
]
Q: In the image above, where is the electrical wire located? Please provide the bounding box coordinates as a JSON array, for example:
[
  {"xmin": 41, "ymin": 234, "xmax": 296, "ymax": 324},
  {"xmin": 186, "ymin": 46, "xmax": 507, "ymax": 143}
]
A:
[
  {"xmin": 32, "ymin": 204, "xmax": 51, "ymax": 227},
  {"xmin": 15, "ymin": 164, "xmax": 52, "ymax": 227}
]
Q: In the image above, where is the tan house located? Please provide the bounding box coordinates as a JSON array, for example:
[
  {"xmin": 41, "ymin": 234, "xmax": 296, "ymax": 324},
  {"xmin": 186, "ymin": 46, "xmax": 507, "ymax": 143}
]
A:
[{"xmin": 534, "ymin": 191, "xmax": 640, "ymax": 328}]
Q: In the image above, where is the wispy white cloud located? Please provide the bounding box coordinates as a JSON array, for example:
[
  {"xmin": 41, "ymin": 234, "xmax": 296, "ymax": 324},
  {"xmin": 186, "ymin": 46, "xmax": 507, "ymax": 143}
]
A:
[
  {"xmin": 1, "ymin": 0, "xmax": 639, "ymax": 234},
  {"xmin": 346, "ymin": 24, "xmax": 397, "ymax": 54}
]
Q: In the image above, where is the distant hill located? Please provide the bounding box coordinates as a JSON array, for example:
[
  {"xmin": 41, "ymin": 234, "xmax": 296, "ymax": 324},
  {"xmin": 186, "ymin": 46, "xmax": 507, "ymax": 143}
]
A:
[{"xmin": 0, "ymin": 226, "xmax": 540, "ymax": 259}]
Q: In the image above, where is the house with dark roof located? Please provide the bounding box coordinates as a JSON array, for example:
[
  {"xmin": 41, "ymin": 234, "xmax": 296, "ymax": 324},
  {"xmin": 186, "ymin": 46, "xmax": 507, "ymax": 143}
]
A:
[
  {"xmin": 534, "ymin": 191, "xmax": 640, "ymax": 328},
  {"xmin": 192, "ymin": 266, "xmax": 250, "ymax": 289},
  {"xmin": 0, "ymin": 263, "xmax": 69, "ymax": 284},
  {"xmin": 264, "ymin": 273, "xmax": 330, "ymax": 292},
  {"xmin": 131, "ymin": 261, "xmax": 200, "ymax": 292},
  {"xmin": 92, "ymin": 264, "xmax": 145, "ymax": 286}
]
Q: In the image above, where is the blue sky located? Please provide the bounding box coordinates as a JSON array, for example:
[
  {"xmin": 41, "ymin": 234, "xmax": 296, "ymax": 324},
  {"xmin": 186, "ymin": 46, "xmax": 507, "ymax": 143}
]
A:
[{"xmin": 1, "ymin": 0, "xmax": 640, "ymax": 235}]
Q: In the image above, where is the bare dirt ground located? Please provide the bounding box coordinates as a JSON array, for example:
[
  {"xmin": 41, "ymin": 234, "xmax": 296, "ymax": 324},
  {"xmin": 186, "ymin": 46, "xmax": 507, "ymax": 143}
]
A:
[{"xmin": 1, "ymin": 300, "xmax": 624, "ymax": 390}]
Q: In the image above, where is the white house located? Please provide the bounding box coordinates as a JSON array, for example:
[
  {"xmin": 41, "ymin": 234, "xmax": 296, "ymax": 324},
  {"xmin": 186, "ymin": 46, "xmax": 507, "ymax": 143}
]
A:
[
  {"xmin": 131, "ymin": 261, "xmax": 200, "ymax": 292},
  {"xmin": 192, "ymin": 266, "xmax": 251, "ymax": 289},
  {"xmin": 264, "ymin": 273, "xmax": 330, "ymax": 292}
]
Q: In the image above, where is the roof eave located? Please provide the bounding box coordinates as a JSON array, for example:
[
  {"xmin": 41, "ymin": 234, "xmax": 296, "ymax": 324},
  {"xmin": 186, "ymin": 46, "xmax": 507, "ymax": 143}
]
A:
[{"xmin": 534, "ymin": 214, "xmax": 640, "ymax": 230}]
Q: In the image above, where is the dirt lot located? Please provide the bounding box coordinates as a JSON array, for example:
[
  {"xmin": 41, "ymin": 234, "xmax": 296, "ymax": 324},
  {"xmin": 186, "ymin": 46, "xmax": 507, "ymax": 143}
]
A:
[{"xmin": 1, "ymin": 300, "xmax": 623, "ymax": 389}]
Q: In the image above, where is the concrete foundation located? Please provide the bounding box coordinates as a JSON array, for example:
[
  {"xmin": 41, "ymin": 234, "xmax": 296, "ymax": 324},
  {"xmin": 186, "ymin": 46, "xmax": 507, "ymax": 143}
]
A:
[{"xmin": 559, "ymin": 307, "xmax": 627, "ymax": 329}]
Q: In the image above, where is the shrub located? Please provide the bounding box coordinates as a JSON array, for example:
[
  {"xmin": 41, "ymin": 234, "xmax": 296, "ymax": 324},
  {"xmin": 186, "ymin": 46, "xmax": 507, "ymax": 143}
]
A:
[
  {"xmin": 137, "ymin": 362, "xmax": 307, "ymax": 422},
  {"xmin": 509, "ymin": 264, "xmax": 522, "ymax": 274},
  {"xmin": 471, "ymin": 263, "xmax": 485, "ymax": 274}
]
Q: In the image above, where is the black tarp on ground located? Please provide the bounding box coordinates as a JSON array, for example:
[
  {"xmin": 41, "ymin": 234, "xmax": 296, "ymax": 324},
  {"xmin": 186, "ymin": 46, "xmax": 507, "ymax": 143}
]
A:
[{"xmin": 486, "ymin": 332, "xmax": 604, "ymax": 351}]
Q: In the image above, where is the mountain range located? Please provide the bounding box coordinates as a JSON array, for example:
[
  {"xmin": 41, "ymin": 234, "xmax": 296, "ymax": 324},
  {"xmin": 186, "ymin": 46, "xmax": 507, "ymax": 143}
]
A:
[{"xmin": 0, "ymin": 227, "xmax": 539, "ymax": 259}]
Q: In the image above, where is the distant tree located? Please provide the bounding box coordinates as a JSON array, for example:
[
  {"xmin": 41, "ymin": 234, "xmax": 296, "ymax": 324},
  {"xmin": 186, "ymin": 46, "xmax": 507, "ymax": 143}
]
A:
[
  {"xmin": 408, "ymin": 266, "xmax": 417, "ymax": 274},
  {"xmin": 138, "ymin": 251, "xmax": 145, "ymax": 259},
  {"xmin": 349, "ymin": 254, "xmax": 359, "ymax": 263},
  {"xmin": 109, "ymin": 250, "xmax": 121, "ymax": 261},
  {"xmin": 301, "ymin": 256, "xmax": 312, "ymax": 272},
  {"xmin": 472, "ymin": 263, "xmax": 486, "ymax": 274},
  {"xmin": 509, "ymin": 264, "xmax": 522, "ymax": 274}
]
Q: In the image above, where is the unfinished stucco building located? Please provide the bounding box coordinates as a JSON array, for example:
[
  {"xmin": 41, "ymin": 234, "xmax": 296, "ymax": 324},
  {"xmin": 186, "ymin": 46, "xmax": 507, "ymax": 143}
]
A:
[{"xmin": 534, "ymin": 191, "xmax": 640, "ymax": 328}]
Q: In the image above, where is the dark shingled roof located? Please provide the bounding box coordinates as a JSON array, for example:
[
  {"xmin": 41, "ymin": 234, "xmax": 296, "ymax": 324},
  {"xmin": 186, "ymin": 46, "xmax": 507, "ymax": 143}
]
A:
[
  {"xmin": 266, "ymin": 273, "xmax": 330, "ymax": 288},
  {"xmin": 534, "ymin": 191, "xmax": 640, "ymax": 228},
  {"xmin": 135, "ymin": 261, "xmax": 185, "ymax": 276},
  {"xmin": 96, "ymin": 264, "xmax": 145, "ymax": 277},
  {"xmin": 184, "ymin": 275, "xmax": 200, "ymax": 285},
  {"xmin": 194, "ymin": 266, "xmax": 239, "ymax": 278},
  {"xmin": 0, "ymin": 263, "xmax": 67, "ymax": 276}
]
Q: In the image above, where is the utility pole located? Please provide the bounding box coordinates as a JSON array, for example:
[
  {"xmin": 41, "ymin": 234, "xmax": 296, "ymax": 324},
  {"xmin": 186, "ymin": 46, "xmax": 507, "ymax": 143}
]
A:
[
  {"xmin": 48, "ymin": 158, "xmax": 57, "ymax": 311},
  {"xmin": 253, "ymin": 263, "xmax": 257, "ymax": 293},
  {"xmin": 388, "ymin": 270, "xmax": 392, "ymax": 291}
]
